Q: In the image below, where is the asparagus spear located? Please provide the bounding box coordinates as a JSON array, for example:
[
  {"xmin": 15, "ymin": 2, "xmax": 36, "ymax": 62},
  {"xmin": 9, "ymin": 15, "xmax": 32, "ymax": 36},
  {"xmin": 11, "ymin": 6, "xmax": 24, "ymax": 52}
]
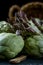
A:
[{"xmin": 31, "ymin": 17, "xmax": 43, "ymax": 33}]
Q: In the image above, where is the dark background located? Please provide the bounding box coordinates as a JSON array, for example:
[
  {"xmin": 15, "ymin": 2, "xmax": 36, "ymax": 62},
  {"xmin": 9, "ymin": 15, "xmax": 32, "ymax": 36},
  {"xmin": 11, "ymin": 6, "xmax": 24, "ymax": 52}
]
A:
[{"xmin": 0, "ymin": 0, "xmax": 43, "ymax": 20}]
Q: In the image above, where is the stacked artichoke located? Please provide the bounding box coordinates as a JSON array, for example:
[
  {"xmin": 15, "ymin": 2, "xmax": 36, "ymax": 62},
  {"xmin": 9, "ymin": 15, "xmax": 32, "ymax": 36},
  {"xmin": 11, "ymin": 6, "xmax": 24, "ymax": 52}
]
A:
[{"xmin": 0, "ymin": 10, "xmax": 43, "ymax": 59}]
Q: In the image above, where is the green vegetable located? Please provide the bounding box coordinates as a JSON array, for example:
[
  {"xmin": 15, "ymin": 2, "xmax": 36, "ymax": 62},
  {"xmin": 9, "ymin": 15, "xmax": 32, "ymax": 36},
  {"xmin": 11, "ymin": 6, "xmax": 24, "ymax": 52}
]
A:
[
  {"xmin": 28, "ymin": 18, "xmax": 41, "ymax": 34},
  {"xmin": 0, "ymin": 33, "xmax": 24, "ymax": 59},
  {"xmin": 25, "ymin": 34, "xmax": 43, "ymax": 57},
  {"xmin": 0, "ymin": 21, "xmax": 14, "ymax": 33}
]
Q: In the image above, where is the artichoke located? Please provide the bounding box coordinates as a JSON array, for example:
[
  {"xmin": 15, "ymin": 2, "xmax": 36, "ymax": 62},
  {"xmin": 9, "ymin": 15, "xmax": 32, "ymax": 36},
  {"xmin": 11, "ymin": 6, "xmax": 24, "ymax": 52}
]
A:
[
  {"xmin": 0, "ymin": 33, "xmax": 24, "ymax": 59},
  {"xmin": 25, "ymin": 34, "xmax": 43, "ymax": 57},
  {"xmin": 0, "ymin": 21, "xmax": 14, "ymax": 33}
]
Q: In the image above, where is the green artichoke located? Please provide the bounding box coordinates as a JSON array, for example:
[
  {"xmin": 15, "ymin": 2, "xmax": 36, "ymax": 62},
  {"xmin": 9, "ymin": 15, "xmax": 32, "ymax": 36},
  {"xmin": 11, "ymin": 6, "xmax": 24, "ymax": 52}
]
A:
[
  {"xmin": 25, "ymin": 34, "xmax": 43, "ymax": 57},
  {"xmin": 0, "ymin": 33, "xmax": 24, "ymax": 59},
  {"xmin": 0, "ymin": 21, "xmax": 14, "ymax": 33}
]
